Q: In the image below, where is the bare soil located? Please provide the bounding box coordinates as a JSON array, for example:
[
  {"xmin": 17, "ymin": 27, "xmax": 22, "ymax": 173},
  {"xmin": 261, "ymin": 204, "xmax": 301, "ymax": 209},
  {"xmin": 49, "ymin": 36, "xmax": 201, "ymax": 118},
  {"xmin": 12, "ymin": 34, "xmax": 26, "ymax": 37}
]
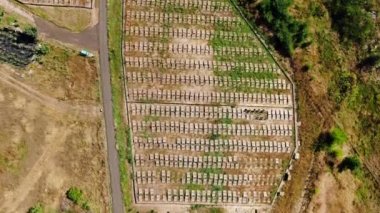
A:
[{"xmin": 0, "ymin": 80, "xmax": 109, "ymax": 212}]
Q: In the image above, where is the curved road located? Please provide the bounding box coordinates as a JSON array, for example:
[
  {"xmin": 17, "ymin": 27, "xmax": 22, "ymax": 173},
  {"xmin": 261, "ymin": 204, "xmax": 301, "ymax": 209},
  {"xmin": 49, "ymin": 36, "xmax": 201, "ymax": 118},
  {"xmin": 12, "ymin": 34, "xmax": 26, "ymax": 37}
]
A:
[{"xmin": 99, "ymin": 0, "xmax": 125, "ymax": 213}]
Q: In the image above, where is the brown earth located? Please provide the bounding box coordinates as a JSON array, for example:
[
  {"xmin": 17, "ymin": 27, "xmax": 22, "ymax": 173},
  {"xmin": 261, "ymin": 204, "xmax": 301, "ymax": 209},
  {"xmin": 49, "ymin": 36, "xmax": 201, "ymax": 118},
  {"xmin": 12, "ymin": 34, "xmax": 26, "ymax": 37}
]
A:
[
  {"xmin": 0, "ymin": 80, "xmax": 109, "ymax": 212},
  {"xmin": 0, "ymin": 39, "xmax": 108, "ymax": 212}
]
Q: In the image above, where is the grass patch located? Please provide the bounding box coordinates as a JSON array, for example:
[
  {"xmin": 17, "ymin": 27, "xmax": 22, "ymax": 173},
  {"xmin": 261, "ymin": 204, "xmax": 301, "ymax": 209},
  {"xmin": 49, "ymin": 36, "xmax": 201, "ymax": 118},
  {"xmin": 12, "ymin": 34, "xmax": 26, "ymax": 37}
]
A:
[
  {"xmin": 143, "ymin": 115, "xmax": 160, "ymax": 122},
  {"xmin": 190, "ymin": 204, "xmax": 206, "ymax": 211},
  {"xmin": 214, "ymin": 118, "xmax": 233, "ymax": 124},
  {"xmin": 211, "ymin": 185, "xmax": 224, "ymax": 192},
  {"xmin": 316, "ymin": 126, "xmax": 347, "ymax": 159},
  {"xmin": 66, "ymin": 187, "xmax": 91, "ymax": 211},
  {"xmin": 185, "ymin": 183, "xmax": 205, "ymax": 190},
  {"xmin": 163, "ymin": 3, "xmax": 199, "ymax": 14}
]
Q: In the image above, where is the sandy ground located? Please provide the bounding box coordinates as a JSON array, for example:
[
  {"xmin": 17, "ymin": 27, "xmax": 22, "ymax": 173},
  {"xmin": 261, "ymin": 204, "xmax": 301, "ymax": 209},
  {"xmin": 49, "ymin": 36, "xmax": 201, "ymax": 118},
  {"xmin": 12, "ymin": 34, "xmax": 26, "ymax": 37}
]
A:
[
  {"xmin": 0, "ymin": 78, "xmax": 109, "ymax": 212},
  {"xmin": 307, "ymin": 171, "xmax": 358, "ymax": 213}
]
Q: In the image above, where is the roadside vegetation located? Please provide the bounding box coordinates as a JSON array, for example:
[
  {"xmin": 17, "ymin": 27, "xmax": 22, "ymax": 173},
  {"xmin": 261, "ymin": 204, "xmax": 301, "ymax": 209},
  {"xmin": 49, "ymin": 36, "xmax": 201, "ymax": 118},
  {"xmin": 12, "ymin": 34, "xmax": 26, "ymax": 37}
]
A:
[
  {"xmin": 108, "ymin": 0, "xmax": 134, "ymax": 211},
  {"xmin": 233, "ymin": 0, "xmax": 380, "ymax": 211}
]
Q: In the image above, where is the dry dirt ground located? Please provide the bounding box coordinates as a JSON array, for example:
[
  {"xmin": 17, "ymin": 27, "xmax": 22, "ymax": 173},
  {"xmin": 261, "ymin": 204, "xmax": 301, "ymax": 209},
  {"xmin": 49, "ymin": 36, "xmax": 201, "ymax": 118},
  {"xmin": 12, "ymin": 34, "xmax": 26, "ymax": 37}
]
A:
[
  {"xmin": 307, "ymin": 171, "xmax": 357, "ymax": 213},
  {"xmin": 0, "ymin": 49, "xmax": 109, "ymax": 212}
]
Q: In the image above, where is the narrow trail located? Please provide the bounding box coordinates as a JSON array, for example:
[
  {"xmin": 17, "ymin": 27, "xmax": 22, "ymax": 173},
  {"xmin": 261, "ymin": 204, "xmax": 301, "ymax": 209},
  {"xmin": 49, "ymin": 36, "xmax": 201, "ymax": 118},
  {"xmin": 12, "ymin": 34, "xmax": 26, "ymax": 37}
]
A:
[{"xmin": 0, "ymin": 68, "xmax": 101, "ymax": 118}]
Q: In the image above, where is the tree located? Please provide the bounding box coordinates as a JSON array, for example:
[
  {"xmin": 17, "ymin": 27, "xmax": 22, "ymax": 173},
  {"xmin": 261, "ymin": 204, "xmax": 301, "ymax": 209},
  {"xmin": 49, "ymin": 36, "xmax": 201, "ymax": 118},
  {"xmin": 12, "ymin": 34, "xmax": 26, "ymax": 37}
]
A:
[
  {"xmin": 338, "ymin": 155, "xmax": 361, "ymax": 172},
  {"xmin": 258, "ymin": 0, "xmax": 310, "ymax": 56},
  {"xmin": 329, "ymin": 0, "xmax": 375, "ymax": 43}
]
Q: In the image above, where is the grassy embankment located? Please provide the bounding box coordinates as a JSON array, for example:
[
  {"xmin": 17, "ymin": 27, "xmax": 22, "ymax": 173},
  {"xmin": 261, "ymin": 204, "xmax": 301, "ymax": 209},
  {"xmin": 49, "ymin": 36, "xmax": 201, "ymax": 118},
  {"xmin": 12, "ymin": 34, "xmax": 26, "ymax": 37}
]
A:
[{"xmin": 108, "ymin": 0, "xmax": 133, "ymax": 211}]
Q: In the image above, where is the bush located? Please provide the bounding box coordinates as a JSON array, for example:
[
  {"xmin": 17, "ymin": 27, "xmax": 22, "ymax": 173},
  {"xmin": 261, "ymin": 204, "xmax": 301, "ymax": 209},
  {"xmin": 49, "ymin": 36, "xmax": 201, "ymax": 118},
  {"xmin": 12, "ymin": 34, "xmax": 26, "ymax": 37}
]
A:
[
  {"xmin": 66, "ymin": 187, "xmax": 83, "ymax": 204},
  {"xmin": 315, "ymin": 127, "xmax": 347, "ymax": 159},
  {"xmin": 327, "ymin": 0, "xmax": 375, "ymax": 44},
  {"xmin": 36, "ymin": 43, "xmax": 50, "ymax": 55},
  {"xmin": 338, "ymin": 155, "xmax": 361, "ymax": 172},
  {"xmin": 24, "ymin": 26, "xmax": 38, "ymax": 40},
  {"xmin": 28, "ymin": 203, "xmax": 43, "ymax": 213},
  {"xmin": 258, "ymin": 0, "xmax": 310, "ymax": 56}
]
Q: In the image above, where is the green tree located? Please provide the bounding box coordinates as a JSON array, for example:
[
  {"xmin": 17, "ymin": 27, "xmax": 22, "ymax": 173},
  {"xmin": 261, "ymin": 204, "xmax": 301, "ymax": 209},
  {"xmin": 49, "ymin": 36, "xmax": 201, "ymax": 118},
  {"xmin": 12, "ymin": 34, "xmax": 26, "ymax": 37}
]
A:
[
  {"xmin": 338, "ymin": 155, "xmax": 361, "ymax": 172},
  {"xmin": 329, "ymin": 0, "xmax": 375, "ymax": 43},
  {"xmin": 258, "ymin": 0, "xmax": 310, "ymax": 56}
]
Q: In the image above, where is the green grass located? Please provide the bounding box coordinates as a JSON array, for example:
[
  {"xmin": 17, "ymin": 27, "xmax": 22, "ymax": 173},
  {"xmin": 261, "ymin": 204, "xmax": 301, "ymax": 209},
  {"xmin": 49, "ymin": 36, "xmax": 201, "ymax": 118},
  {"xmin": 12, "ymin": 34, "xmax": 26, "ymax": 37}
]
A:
[
  {"xmin": 214, "ymin": 118, "xmax": 233, "ymax": 124},
  {"xmin": 108, "ymin": 0, "xmax": 133, "ymax": 210},
  {"xmin": 143, "ymin": 115, "xmax": 160, "ymax": 122},
  {"xmin": 328, "ymin": 127, "xmax": 347, "ymax": 159},
  {"xmin": 185, "ymin": 183, "xmax": 205, "ymax": 190},
  {"xmin": 211, "ymin": 185, "xmax": 224, "ymax": 192},
  {"xmin": 163, "ymin": 3, "xmax": 199, "ymax": 14}
]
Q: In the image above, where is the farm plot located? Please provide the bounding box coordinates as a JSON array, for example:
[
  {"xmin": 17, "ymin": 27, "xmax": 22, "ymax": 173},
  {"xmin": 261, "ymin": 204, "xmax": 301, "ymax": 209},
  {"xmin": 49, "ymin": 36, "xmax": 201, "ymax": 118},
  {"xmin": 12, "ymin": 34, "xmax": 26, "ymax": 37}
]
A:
[{"xmin": 124, "ymin": 0, "xmax": 295, "ymax": 209}]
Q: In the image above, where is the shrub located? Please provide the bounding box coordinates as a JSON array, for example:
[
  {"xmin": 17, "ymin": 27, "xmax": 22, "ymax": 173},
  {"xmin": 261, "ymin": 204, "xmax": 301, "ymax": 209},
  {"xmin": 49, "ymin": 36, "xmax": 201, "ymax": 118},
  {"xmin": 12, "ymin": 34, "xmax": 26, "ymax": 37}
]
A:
[
  {"xmin": 338, "ymin": 155, "xmax": 361, "ymax": 172},
  {"xmin": 36, "ymin": 43, "xmax": 50, "ymax": 55},
  {"xmin": 315, "ymin": 127, "xmax": 347, "ymax": 160},
  {"xmin": 258, "ymin": 0, "xmax": 310, "ymax": 56},
  {"xmin": 28, "ymin": 203, "xmax": 43, "ymax": 213},
  {"xmin": 24, "ymin": 26, "xmax": 38, "ymax": 40},
  {"xmin": 66, "ymin": 187, "xmax": 83, "ymax": 204},
  {"xmin": 327, "ymin": 0, "xmax": 375, "ymax": 44}
]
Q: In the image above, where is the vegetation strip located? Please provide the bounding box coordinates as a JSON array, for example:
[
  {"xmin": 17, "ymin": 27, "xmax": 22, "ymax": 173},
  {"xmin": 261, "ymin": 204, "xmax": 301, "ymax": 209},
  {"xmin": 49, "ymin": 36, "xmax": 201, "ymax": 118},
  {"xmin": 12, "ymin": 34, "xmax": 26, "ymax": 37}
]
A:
[{"xmin": 108, "ymin": 0, "xmax": 133, "ymax": 210}]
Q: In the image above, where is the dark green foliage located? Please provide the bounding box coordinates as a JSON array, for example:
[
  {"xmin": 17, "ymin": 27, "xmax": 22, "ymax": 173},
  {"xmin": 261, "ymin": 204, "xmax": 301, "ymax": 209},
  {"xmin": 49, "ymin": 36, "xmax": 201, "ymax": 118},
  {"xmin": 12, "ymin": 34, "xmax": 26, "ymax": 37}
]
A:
[
  {"xmin": 24, "ymin": 25, "xmax": 38, "ymax": 40},
  {"xmin": 357, "ymin": 53, "xmax": 380, "ymax": 70},
  {"xmin": 66, "ymin": 187, "xmax": 83, "ymax": 204},
  {"xmin": 28, "ymin": 203, "xmax": 44, "ymax": 213},
  {"xmin": 126, "ymin": 128, "xmax": 133, "ymax": 164},
  {"xmin": 338, "ymin": 155, "xmax": 361, "ymax": 172},
  {"xmin": 258, "ymin": 0, "xmax": 310, "ymax": 56},
  {"xmin": 327, "ymin": 0, "xmax": 375, "ymax": 44}
]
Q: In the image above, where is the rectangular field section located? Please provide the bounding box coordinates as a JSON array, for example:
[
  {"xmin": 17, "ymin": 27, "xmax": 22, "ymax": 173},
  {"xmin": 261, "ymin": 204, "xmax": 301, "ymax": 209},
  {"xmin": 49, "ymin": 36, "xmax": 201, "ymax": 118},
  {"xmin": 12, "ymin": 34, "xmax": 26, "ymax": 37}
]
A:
[{"xmin": 124, "ymin": 0, "xmax": 295, "ymax": 208}]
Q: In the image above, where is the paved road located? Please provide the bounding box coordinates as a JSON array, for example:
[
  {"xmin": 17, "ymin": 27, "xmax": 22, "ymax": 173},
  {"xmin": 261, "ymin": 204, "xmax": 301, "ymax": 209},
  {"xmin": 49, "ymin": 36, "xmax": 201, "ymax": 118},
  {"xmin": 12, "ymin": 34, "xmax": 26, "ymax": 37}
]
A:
[{"xmin": 98, "ymin": 1, "xmax": 125, "ymax": 213}]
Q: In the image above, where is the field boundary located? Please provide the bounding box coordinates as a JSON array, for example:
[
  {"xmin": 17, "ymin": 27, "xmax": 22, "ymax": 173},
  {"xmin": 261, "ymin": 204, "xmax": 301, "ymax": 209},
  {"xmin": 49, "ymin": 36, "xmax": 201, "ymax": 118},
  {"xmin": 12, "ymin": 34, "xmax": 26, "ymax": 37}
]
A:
[{"xmin": 227, "ymin": 0, "xmax": 300, "ymax": 205}]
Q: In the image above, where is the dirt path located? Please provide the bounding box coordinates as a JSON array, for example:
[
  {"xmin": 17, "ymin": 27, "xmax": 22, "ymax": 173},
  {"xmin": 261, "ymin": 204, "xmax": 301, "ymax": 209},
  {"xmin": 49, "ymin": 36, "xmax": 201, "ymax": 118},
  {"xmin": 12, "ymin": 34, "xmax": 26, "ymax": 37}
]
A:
[
  {"xmin": 35, "ymin": 16, "xmax": 99, "ymax": 51},
  {"xmin": 0, "ymin": 68, "xmax": 100, "ymax": 118}
]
